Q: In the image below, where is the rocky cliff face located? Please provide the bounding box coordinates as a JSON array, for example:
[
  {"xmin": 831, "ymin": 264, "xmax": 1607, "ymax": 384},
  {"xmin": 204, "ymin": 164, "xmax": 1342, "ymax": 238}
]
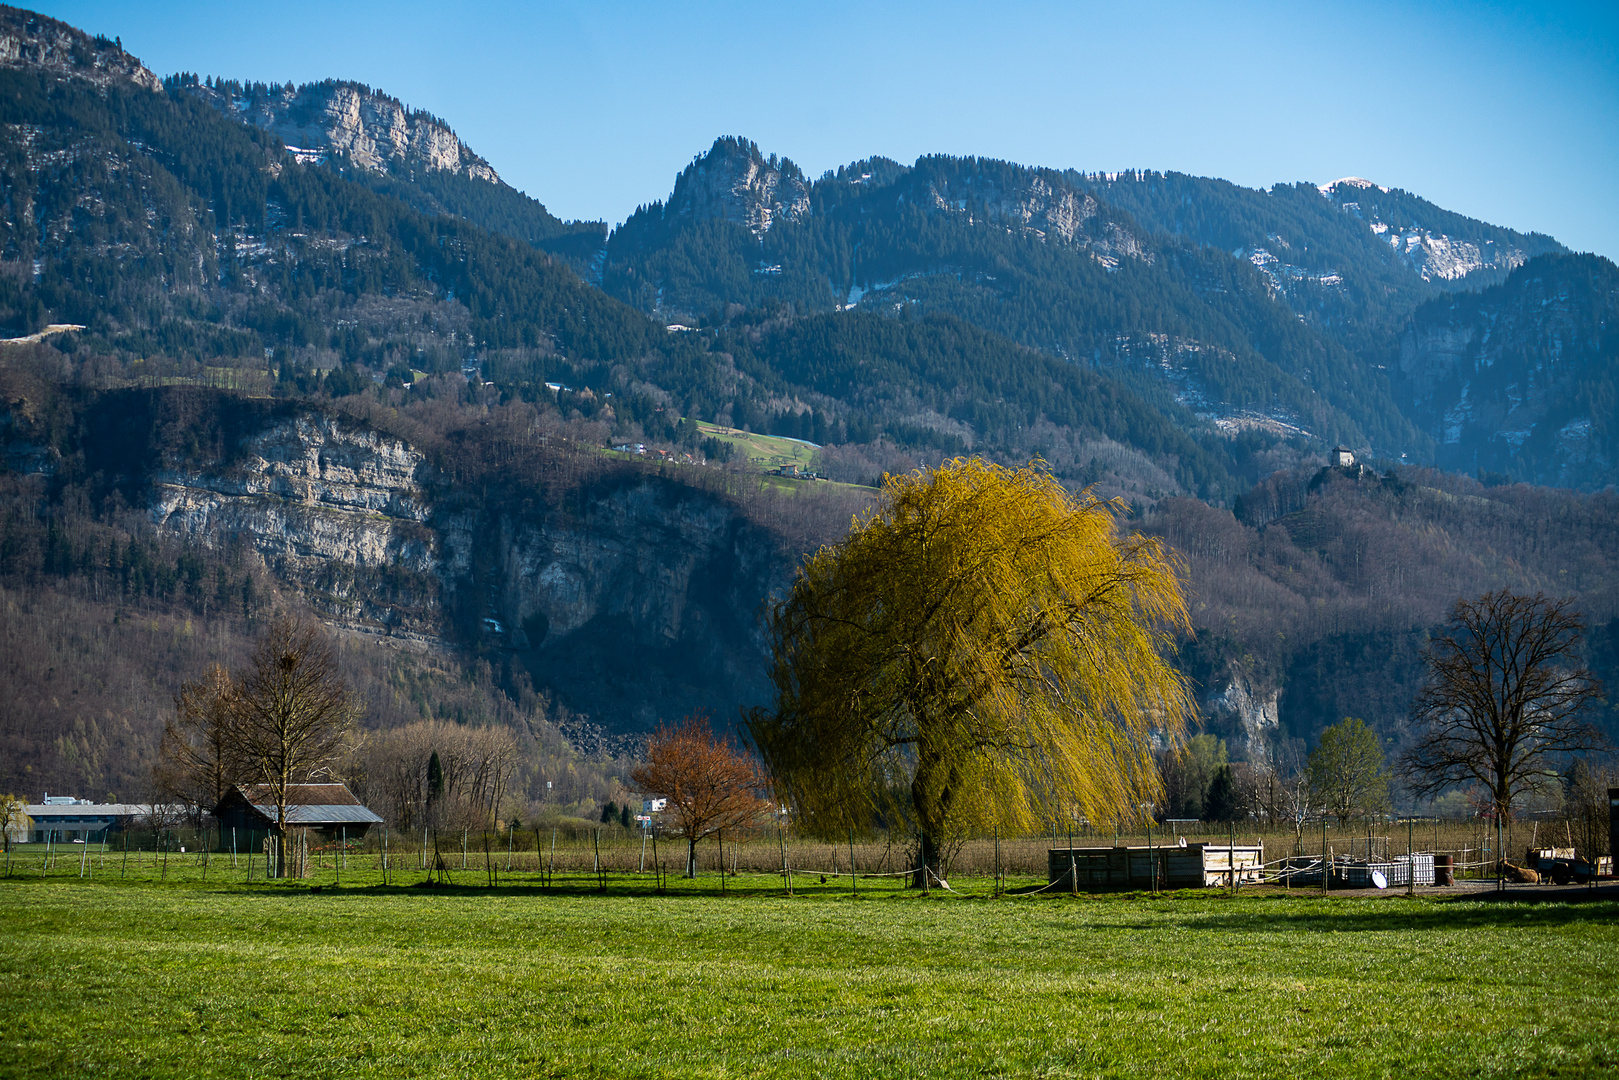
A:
[
  {"xmin": 0, "ymin": 8, "xmax": 161, "ymax": 92},
  {"xmin": 668, "ymin": 137, "xmax": 811, "ymax": 236},
  {"xmin": 1396, "ymin": 253, "xmax": 1618, "ymax": 488},
  {"xmin": 192, "ymin": 79, "xmax": 500, "ymax": 183},
  {"xmin": 901, "ymin": 160, "xmax": 1148, "ymax": 265},
  {"xmin": 1201, "ymin": 674, "xmax": 1281, "ymax": 762},
  {"xmin": 1320, "ymin": 178, "xmax": 1532, "ymax": 282},
  {"xmin": 150, "ymin": 414, "xmax": 442, "ymax": 635},
  {"xmin": 475, "ymin": 475, "xmax": 788, "ymax": 730},
  {"xmin": 138, "ymin": 401, "xmax": 789, "ymax": 728}
]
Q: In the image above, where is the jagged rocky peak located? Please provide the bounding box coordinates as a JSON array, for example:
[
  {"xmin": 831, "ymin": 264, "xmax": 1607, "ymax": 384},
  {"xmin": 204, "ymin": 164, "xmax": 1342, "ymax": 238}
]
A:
[
  {"xmin": 186, "ymin": 77, "xmax": 500, "ymax": 183},
  {"xmin": 0, "ymin": 5, "xmax": 161, "ymax": 92},
  {"xmin": 669, "ymin": 137, "xmax": 811, "ymax": 236}
]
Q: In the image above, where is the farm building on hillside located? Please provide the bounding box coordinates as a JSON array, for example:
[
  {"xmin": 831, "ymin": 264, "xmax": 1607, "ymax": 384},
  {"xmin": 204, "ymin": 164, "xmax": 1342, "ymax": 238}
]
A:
[{"xmin": 213, "ymin": 784, "xmax": 383, "ymax": 840}]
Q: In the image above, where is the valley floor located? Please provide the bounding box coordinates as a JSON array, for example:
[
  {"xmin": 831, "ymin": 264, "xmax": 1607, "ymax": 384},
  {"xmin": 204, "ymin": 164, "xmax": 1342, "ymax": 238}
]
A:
[{"xmin": 1, "ymin": 876, "xmax": 1615, "ymax": 1078}]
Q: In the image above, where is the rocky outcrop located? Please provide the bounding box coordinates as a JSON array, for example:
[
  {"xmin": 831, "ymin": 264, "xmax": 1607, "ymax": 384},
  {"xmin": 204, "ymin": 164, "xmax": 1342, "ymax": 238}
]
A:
[
  {"xmin": 668, "ymin": 138, "xmax": 811, "ymax": 236},
  {"xmin": 1201, "ymin": 673, "xmax": 1280, "ymax": 762},
  {"xmin": 1396, "ymin": 252, "xmax": 1618, "ymax": 488},
  {"xmin": 473, "ymin": 475, "xmax": 788, "ymax": 730},
  {"xmin": 140, "ymin": 402, "xmax": 790, "ymax": 729},
  {"xmin": 907, "ymin": 160, "xmax": 1147, "ymax": 262},
  {"xmin": 192, "ymin": 79, "xmax": 500, "ymax": 182},
  {"xmin": 0, "ymin": 7, "xmax": 162, "ymax": 92},
  {"xmin": 150, "ymin": 414, "xmax": 441, "ymax": 634},
  {"xmin": 1319, "ymin": 178, "xmax": 1532, "ymax": 282},
  {"xmin": 923, "ymin": 171, "xmax": 1100, "ymax": 245}
]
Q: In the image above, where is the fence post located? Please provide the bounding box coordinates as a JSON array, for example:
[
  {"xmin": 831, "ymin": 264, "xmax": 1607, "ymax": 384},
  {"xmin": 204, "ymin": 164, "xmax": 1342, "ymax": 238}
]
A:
[
  {"xmin": 1407, "ymin": 818, "xmax": 1414, "ymax": 897},
  {"xmin": 1322, "ymin": 820, "xmax": 1329, "ymax": 895},
  {"xmin": 850, "ymin": 828, "xmax": 858, "ymax": 898}
]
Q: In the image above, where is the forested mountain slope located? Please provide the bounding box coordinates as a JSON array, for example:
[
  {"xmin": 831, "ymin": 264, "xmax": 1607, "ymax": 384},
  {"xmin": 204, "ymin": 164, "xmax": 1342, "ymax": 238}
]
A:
[
  {"xmin": 0, "ymin": 359, "xmax": 865, "ymax": 798},
  {"xmin": 1149, "ymin": 463, "xmax": 1619, "ymax": 764},
  {"xmin": 1, "ymin": 5, "xmax": 1614, "ymax": 809},
  {"xmin": 1086, "ymin": 171, "xmax": 1562, "ymax": 362},
  {"xmin": 0, "ymin": 20, "xmax": 1254, "ymax": 502},
  {"xmin": 604, "ymin": 142, "xmax": 1416, "ymax": 455},
  {"xmin": 174, "ymin": 73, "xmax": 608, "ymax": 261},
  {"xmin": 5, "ymin": 357, "xmax": 1616, "ymax": 801},
  {"xmin": 1396, "ymin": 252, "xmax": 1619, "ymax": 488}
]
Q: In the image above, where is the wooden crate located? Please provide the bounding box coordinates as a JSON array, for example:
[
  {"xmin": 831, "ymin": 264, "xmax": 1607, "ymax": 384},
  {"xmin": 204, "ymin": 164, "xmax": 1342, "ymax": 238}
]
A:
[{"xmin": 1047, "ymin": 843, "xmax": 1263, "ymax": 889}]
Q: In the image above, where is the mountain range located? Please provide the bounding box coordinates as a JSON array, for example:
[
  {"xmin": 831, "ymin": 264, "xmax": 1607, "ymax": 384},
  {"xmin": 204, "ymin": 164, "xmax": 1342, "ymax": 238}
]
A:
[{"xmin": 0, "ymin": 5, "xmax": 1613, "ymax": 807}]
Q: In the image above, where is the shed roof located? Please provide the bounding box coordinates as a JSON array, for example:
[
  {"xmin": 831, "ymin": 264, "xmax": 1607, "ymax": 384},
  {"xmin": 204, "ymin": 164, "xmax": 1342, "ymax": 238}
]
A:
[{"xmin": 224, "ymin": 784, "xmax": 383, "ymax": 827}]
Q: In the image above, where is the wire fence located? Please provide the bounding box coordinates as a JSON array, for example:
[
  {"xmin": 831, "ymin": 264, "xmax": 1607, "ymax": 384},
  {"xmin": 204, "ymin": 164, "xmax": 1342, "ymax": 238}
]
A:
[{"xmin": 8, "ymin": 816, "xmax": 1603, "ymax": 894}]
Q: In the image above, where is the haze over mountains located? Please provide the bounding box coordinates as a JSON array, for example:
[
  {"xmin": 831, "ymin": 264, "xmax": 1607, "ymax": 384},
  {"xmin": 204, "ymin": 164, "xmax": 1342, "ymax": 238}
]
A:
[{"xmin": 0, "ymin": 6, "xmax": 1613, "ymax": 807}]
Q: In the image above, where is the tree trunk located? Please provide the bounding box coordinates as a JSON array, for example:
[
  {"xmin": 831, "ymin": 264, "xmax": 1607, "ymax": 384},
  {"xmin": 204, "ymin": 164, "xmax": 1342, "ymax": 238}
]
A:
[
  {"xmin": 912, "ymin": 830, "xmax": 942, "ymax": 890},
  {"xmin": 686, "ymin": 836, "xmax": 697, "ymax": 878}
]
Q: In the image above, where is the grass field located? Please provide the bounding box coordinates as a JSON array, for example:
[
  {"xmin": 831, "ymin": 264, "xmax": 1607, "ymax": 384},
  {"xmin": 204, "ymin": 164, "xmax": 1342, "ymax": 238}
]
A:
[
  {"xmin": 693, "ymin": 422, "xmax": 821, "ymax": 472},
  {"xmin": 2, "ymin": 871, "xmax": 1615, "ymax": 1079}
]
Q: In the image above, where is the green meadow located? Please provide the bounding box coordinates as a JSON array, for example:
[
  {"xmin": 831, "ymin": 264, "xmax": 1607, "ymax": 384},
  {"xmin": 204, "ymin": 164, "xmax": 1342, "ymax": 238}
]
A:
[
  {"xmin": 1, "ymin": 873, "xmax": 1615, "ymax": 1079},
  {"xmin": 692, "ymin": 422, "xmax": 821, "ymax": 472}
]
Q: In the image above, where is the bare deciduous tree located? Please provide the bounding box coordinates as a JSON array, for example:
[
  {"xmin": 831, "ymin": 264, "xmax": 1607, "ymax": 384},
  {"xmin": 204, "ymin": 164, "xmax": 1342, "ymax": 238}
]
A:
[
  {"xmin": 632, "ymin": 714, "xmax": 769, "ymax": 877},
  {"xmin": 1402, "ymin": 591, "xmax": 1608, "ymax": 819},
  {"xmin": 354, "ymin": 720, "xmax": 519, "ymax": 832},
  {"xmin": 154, "ymin": 664, "xmax": 244, "ymax": 818},
  {"xmin": 228, "ymin": 615, "xmax": 360, "ymax": 876}
]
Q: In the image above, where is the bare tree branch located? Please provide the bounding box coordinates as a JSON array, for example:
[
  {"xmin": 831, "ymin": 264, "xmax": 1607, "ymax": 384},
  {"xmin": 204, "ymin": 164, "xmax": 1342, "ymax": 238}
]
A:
[{"xmin": 1401, "ymin": 590, "xmax": 1608, "ymax": 818}]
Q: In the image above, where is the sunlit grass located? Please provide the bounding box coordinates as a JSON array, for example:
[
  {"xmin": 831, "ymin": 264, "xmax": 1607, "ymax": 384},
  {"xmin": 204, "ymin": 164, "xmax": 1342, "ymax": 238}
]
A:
[{"xmin": 2, "ymin": 874, "xmax": 1614, "ymax": 1079}]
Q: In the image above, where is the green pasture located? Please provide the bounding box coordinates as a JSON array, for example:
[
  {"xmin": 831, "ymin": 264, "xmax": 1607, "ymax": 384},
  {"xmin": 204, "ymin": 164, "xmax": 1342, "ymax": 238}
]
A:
[
  {"xmin": 693, "ymin": 421, "xmax": 820, "ymax": 471},
  {"xmin": 2, "ymin": 872, "xmax": 1615, "ymax": 1079}
]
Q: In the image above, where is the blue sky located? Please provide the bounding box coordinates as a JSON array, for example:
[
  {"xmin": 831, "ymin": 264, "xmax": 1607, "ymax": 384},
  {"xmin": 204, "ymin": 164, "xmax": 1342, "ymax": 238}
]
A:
[{"xmin": 34, "ymin": 1, "xmax": 1619, "ymax": 257}]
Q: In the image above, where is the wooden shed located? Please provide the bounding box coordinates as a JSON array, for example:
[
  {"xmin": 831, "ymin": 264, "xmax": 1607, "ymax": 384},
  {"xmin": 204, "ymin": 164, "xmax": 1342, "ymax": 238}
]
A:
[
  {"xmin": 214, "ymin": 783, "xmax": 383, "ymax": 840},
  {"xmin": 1048, "ymin": 843, "xmax": 1264, "ymax": 890}
]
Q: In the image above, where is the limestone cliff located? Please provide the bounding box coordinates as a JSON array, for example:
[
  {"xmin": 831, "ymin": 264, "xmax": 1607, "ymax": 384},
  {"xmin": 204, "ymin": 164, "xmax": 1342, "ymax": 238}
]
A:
[
  {"xmin": 667, "ymin": 137, "xmax": 811, "ymax": 237},
  {"xmin": 1200, "ymin": 674, "xmax": 1281, "ymax": 763},
  {"xmin": 150, "ymin": 414, "xmax": 442, "ymax": 636},
  {"xmin": 132, "ymin": 399, "xmax": 788, "ymax": 729},
  {"xmin": 1319, "ymin": 177, "xmax": 1533, "ymax": 283},
  {"xmin": 191, "ymin": 79, "xmax": 500, "ymax": 183},
  {"xmin": 0, "ymin": 7, "xmax": 162, "ymax": 93}
]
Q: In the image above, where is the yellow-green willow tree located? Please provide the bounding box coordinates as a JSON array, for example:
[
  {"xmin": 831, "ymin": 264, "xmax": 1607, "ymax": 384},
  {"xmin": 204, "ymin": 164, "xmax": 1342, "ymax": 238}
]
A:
[{"xmin": 747, "ymin": 458, "xmax": 1194, "ymax": 884}]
